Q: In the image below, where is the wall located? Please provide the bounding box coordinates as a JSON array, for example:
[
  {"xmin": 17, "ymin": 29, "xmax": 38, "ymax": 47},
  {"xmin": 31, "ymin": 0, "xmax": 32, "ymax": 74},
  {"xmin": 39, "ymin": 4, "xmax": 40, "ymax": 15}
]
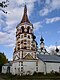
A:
[
  {"xmin": 23, "ymin": 61, "xmax": 36, "ymax": 75},
  {"xmin": 38, "ymin": 59, "xmax": 45, "ymax": 73},
  {"xmin": 12, "ymin": 60, "xmax": 37, "ymax": 75},
  {"xmin": 46, "ymin": 62, "xmax": 60, "ymax": 73},
  {"xmin": 2, "ymin": 66, "xmax": 7, "ymax": 73},
  {"xmin": 12, "ymin": 61, "xmax": 19, "ymax": 75},
  {"xmin": 38, "ymin": 60, "xmax": 60, "ymax": 74}
]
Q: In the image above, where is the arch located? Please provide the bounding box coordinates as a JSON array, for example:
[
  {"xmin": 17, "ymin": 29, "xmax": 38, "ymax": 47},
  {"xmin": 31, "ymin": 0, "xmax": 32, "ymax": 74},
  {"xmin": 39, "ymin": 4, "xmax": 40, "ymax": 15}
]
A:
[
  {"xmin": 21, "ymin": 26, "xmax": 24, "ymax": 33},
  {"xmin": 27, "ymin": 26, "xmax": 30, "ymax": 33}
]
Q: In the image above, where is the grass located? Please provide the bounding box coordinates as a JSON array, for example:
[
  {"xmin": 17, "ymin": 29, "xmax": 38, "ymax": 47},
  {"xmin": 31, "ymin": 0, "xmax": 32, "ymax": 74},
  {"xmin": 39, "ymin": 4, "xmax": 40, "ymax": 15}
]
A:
[{"xmin": 0, "ymin": 72, "xmax": 60, "ymax": 80}]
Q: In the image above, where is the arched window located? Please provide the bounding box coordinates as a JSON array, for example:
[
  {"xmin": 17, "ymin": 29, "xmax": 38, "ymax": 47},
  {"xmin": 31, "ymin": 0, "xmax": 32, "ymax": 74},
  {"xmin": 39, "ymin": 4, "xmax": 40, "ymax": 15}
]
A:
[
  {"xmin": 24, "ymin": 33, "xmax": 27, "ymax": 37},
  {"xmin": 27, "ymin": 26, "xmax": 30, "ymax": 33},
  {"xmin": 21, "ymin": 26, "xmax": 24, "ymax": 33},
  {"xmin": 28, "ymin": 35, "xmax": 30, "ymax": 39},
  {"xmin": 21, "ymin": 62, "xmax": 23, "ymax": 66},
  {"xmin": 21, "ymin": 35, "xmax": 23, "ymax": 38},
  {"xmin": 18, "ymin": 47, "xmax": 20, "ymax": 50},
  {"xmin": 21, "ymin": 40, "xmax": 23, "ymax": 44}
]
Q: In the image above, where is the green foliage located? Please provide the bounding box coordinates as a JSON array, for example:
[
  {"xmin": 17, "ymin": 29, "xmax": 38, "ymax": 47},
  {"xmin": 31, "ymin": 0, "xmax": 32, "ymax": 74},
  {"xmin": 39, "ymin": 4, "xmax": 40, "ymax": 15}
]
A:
[
  {"xmin": 33, "ymin": 71, "xmax": 44, "ymax": 76},
  {"xmin": 0, "ymin": 52, "xmax": 8, "ymax": 73},
  {"xmin": 0, "ymin": 0, "xmax": 9, "ymax": 14},
  {"xmin": 0, "ymin": 52, "xmax": 8, "ymax": 64}
]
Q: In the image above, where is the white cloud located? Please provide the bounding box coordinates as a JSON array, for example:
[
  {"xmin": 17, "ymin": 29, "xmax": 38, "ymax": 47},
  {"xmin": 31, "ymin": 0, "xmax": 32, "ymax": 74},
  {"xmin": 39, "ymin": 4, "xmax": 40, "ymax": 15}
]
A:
[
  {"xmin": 51, "ymin": 0, "xmax": 60, "ymax": 10},
  {"xmin": 33, "ymin": 22, "xmax": 42, "ymax": 31},
  {"xmin": 39, "ymin": 8, "xmax": 51, "ymax": 16},
  {"xmin": 0, "ymin": 32, "xmax": 9, "ymax": 44},
  {"xmin": 46, "ymin": 45, "xmax": 60, "ymax": 55},
  {"xmin": 0, "ymin": 0, "xmax": 37, "ymax": 47},
  {"xmin": 0, "ymin": 31, "xmax": 16, "ymax": 47},
  {"xmin": 39, "ymin": 0, "xmax": 60, "ymax": 16},
  {"xmin": 5, "ymin": 0, "xmax": 36, "ymax": 27},
  {"xmin": 15, "ymin": 0, "xmax": 36, "ymax": 5},
  {"xmin": 46, "ymin": 17, "xmax": 60, "ymax": 24}
]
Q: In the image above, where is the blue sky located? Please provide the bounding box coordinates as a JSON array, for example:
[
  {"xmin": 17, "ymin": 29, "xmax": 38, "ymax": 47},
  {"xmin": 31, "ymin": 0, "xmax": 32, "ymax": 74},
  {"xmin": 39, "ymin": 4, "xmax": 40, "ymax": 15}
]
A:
[{"xmin": 0, "ymin": 0, "xmax": 60, "ymax": 60}]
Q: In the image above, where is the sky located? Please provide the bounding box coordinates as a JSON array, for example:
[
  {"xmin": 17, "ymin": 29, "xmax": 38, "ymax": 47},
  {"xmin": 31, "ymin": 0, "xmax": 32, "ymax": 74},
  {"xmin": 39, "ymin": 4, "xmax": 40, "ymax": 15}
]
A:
[{"xmin": 0, "ymin": 0, "xmax": 60, "ymax": 60}]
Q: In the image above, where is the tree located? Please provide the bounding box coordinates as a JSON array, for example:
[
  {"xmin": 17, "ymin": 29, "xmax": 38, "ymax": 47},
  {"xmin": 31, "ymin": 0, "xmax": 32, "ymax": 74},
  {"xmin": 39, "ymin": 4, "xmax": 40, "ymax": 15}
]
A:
[
  {"xmin": 0, "ymin": 52, "xmax": 8, "ymax": 73},
  {"xmin": 0, "ymin": 0, "xmax": 9, "ymax": 14}
]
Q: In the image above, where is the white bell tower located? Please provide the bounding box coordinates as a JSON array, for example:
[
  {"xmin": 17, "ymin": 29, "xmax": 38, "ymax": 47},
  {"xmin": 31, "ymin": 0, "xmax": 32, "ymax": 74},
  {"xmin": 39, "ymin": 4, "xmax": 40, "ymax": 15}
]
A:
[{"xmin": 13, "ymin": 5, "xmax": 37, "ymax": 60}]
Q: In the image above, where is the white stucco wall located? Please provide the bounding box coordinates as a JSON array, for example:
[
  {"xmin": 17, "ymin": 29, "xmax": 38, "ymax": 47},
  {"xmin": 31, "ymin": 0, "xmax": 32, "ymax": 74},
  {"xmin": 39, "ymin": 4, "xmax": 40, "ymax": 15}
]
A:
[
  {"xmin": 2, "ymin": 59, "xmax": 60, "ymax": 75},
  {"xmin": 12, "ymin": 60, "xmax": 37, "ymax": 75},
  {"xmin": 23, "ymin": 61, "xmax": 36, "ymax": 74},
  {"xmin": 2, "ymin": 65, "xmax": 12, "ymax": 74},
  {"xmin": 38, "ymin": 60, "xmax": 60, "ymax": 74},
  {"xmin": 46, "ymin": 62, "xmax": 60, "ymax": 73},
  {"xmin": 2, "ymin": 66, "xmax": 7, "ymax": 73},
  {"xmin": 38, "ymin": 60, "xmax": 45, "ymax": 73},
  {"xmin": 12, "ymin": 61, "xmax": 19, "ymax": 75}
]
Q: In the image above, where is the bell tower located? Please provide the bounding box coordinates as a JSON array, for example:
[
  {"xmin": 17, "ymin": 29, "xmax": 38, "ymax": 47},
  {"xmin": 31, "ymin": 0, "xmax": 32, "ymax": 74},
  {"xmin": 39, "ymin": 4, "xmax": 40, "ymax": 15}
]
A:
[{"xmin": 13, "ymin": 5, "xmax": 37, "ymax": 60}]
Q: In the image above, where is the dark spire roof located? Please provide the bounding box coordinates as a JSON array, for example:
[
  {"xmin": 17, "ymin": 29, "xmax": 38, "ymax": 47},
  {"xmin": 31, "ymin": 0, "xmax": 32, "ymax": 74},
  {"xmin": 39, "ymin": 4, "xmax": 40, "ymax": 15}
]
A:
[
  {"xmin": 55, "ymin": 47, "xmax": 59, "ymax": 53},
  {"xmin": 20, "ymin": 5, "xmax": 30, "ymax": 24},
  {"xmin": 40, "ymin": 36, "xmax": 44, "ymax": 42},
  {"xmin": 55, "ymin": 42, "xmax": 59, "ymax": 53}
]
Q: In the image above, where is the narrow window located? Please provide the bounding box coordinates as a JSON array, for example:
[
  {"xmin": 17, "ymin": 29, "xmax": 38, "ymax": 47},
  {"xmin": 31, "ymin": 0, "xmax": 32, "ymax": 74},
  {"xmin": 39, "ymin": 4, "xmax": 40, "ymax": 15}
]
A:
[
  {"xmin": 24, "ymin": 43, "xmax": 26, "ymax": 45},
  {"xmin": 28, "ymin": 40, "xmax": 30, "ymax": 44},
  {"xmin": 19, "ymin": 62, "xmax": 20, "ymax": 66},
  {"xmin": 21, "ymin": 67, "xmax": 23, "ymax": 72},
  {"xmin": 24, "ymin": 33, "xmax": 27, "ymax": 37},
  {"xmin": 27, "ymin": 46, "xmax": 30, "ymax": 49},
  {"xmin": 24, "ymin": 46, "xmax": 27, "ymax": 49},
  {"xmin": 24, "ymin": 39, "xmax": 27, "ymax": 42},
  {"xmin": 36, "ymin": 67, "xmax": 38, "ymax": 71},
  {"xmin": 27, "ymin": 26, "xmax": 30, "ymax": 33},
  {"xmin": 28, "ymin": 35, "xmax": 30, "ymax": 39},
  {"xmin": 21, "ymin": 26, "xmax": 24, "ymax": 33},
  {"xmin": 21, "ymin": 35, "xmax": 23, "ymax": 38},
  {"xmin": 21, "ymin": 62, "xmax": 23, "ymax": 66},
  {"xmin": 18, "ymin": 47, "xmax": 20, "ymax": 50},
  {"xmin": 21, "ymin": 40, "xmax": 23, "ymax": 44}
]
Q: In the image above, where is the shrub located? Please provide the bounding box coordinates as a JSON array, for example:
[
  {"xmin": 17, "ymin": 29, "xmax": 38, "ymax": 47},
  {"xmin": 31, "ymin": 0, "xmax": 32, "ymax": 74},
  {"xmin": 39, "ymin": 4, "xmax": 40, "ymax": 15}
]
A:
[{"xmin": 55, "ymin": 72, "xmax": 60, "ymax": 76}]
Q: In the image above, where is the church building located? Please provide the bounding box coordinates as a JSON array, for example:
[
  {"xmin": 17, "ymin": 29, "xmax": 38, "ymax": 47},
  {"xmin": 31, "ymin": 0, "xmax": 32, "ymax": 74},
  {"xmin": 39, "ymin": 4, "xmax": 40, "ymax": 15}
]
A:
[
  {"xmin": 12, "ymin": 5, "xmax": 38, "ymax": 75},
  {"xmin": 2, "ymin": 5, "xmax": 60, "ymax": 75}
]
